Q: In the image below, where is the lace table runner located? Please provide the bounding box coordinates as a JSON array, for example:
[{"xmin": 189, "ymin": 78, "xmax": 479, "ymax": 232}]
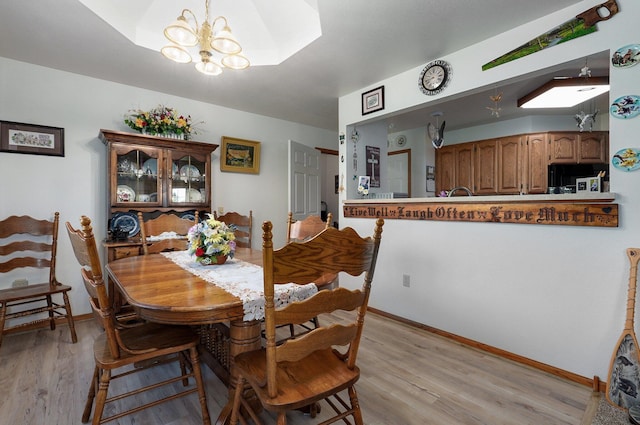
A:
[{"xmin": 161, "ymin": 251, "xmax": 318, "ymax": 321}]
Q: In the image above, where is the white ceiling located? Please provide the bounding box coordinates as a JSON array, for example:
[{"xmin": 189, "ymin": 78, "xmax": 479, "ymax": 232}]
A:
[{"xmin": 0, "ymin": 0, "xmax": 603, "ymax": 132}]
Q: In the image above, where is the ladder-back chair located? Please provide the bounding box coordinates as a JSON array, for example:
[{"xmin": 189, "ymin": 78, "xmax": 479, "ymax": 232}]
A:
[
  {"xmin": 138, "ymin": 211, "xmax": 198, "ymax": 255},
  {"xmin": 66, "ymin": 216, "xmax": 211, "ymax": 425},
  {"xmin": 0, "ymin": 212, "xmax": 77, "ymax": 348},
  {"xmin": 283, "ymin": 212, "xmax": 336, "ymax": 337},
  {"xmin": 214, "ymin": 210, "xmax": 252, "ymax": 248},
  {"xmin": 230, "ymin": 218, "xmax": 384, "ymax": 425}
]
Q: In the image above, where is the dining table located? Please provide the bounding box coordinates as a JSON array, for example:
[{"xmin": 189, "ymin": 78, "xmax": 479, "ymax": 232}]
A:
[{"xmin": 105, "ymin": 246, "xmax": 318, "ymax": 425}]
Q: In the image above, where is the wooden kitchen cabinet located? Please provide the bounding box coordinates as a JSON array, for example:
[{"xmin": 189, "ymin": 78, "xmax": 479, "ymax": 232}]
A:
[
  {"xmin": 435, "ymin": 143, "xmax": 474, "ymax": 195},
  {"xmin": 578, "ymin": 132, "xmax": 608, "ymax": 163},
  {"xmin": 523, "ymin": 133, "xmax": 548, "ymax": 194},
  {"xmin": 455, "ymin": 143, "xmax": 474, "ymax": 193},
  {"xmin": 435, "ymin": 145, "xmax": 455, "ymax": 193},
  {"xmin": 99, "ymin": 129, "xmax": 218, "ymax": 262},
  {"xmin": 497, "ymin": 136, "xmax": 522, "ymax": 194},
  {"xmin": 548, "ymin": 131, "xmax": 608, "ymax": 164},
  {"xmin": 475, "ymin": 140, "xmax": 498, "ymax": 195}
]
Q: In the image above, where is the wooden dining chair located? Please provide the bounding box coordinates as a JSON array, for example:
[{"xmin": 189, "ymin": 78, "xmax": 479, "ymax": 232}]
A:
[
  {"xmin": 66, "ymin": 216, "xmax": 211, "ymax": 425},
  {"xmin": 0, "ymin": 212, "xmax": 77, "ymax": 348},
  {"xmin": 214, "ymin": 210, "xmax": 252, "ymax": 248},
  {"xmin": 282, "ymin": 212, "xmax": 336, "ymax": 338},
  {"xmin": 230, "ymin": 218, "xmax": 384, "ymax": 425},
  {"xmin": 138, "ymin": 211, "xmax": 198, "ymax": 255}
]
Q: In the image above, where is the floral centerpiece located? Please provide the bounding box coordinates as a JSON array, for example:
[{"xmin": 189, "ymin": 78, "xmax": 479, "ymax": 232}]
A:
[
  {"xmin": 187, "ymin": 214, "xmax": 236, "ymax": 265},
  {"xmin": 124, "ymin": 104, "xmax": 201, "ymax": 140}
]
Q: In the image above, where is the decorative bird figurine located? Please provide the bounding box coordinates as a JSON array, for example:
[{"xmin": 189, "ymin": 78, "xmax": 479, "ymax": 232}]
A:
[
  {"xmin": 428, "ymin": 120, "xmax": 446, "ymax": 149},
  {"xmin": 487, "ymin": 92, "xmax": 503, "ymax": 117},
  {"xmin": 578, "ymin": 65, "xmax": 592, "ymax": 78},
  {"xmin": 574, "ymin": 110, "xmax": 598, "ymax": 132}
]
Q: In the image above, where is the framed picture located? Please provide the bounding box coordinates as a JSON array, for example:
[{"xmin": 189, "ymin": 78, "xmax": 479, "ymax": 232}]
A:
[
  {"xmin": 362, "ymin": 86, "xmax": 385, "ymax": 115},
  {"xmin": 220, "ymin": 136, "xmax": 261, "ymax": 174},
  {"xmin": 576, "ymin": 177, "xmax": 601, "ymax": 193},
  {"xmin": 0, "ymin": 120, "xmax": 65, "ymax": 157}
]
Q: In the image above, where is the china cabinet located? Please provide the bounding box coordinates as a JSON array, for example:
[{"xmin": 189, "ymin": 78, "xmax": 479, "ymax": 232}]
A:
[{"xmin": 99, "ymin": 129, "xmax": 218, "ymax": 260}]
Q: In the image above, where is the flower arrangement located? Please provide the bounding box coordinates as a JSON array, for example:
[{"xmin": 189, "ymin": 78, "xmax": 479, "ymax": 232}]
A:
[
  {"xmin": 124, "ymin": 104, "xmax": 201, "ymax": 140},
  {"xmin": 187, "ymin": 214, "xmax": 236, "ymax": 265}
]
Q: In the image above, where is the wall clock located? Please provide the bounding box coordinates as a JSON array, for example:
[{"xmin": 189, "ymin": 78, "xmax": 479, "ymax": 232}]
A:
[{"xmin": 419, "ymin": 59, "xmax": 452, "ymax": 96}]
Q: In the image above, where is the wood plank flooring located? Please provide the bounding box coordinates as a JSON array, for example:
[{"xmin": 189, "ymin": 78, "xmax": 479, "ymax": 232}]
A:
[{"xmin": 0, "ymin": 311, "xmax": 594, "ymax": 425}]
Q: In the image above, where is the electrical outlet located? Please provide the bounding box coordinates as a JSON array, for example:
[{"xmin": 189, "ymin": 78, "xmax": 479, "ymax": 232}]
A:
[
  {"xmin": 402, "ymin": 274, "xmax": 410, "ymax": 288},
  {"xmin": 218, "ymin": 206, "xmax": 224, "ymax": 215},
  {"xmin": 12, "ymin": 278, "xmax": 28, "ymax": 288}
]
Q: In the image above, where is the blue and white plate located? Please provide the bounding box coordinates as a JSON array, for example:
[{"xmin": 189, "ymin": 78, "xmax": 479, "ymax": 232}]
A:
[
  {"xmin": 180, "ymin": 212, "xmax": 196, "ymax": 221},
  {"xmin": 610, "ymin": 95, "xmax": 640, "ymax": 119},
  {"xmin": 612, "ymin": 148, "xmax": 640, "ymax": 172},
  {"xmin": 110, "ymin": 212, "xmax": 140, "ymax": 237}
]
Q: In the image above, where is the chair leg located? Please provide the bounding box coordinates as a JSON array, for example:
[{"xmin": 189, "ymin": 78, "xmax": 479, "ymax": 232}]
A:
[
  {"xmin": 276, "ymin": 411, "xmax": 287, "ymax": 425},
  {"xmin": 179, "ymin": 352, "xmax": 189, "ymax": 386},
  {"xmin": 92, "ymin": 368, "xmax": 111, "ymax": 425},
  {"xmin": 189, "ymin": 347, "xmax": 211, "ymax": 425},
  {"xmin": 348, "ymin": 386, "xmax": 364, "ymax": 425},
  {"xmin": 62, "ymin": 291, "xmax": 78, "ymax": 343},
  {"xmin": 46, "ymin": 294, "xmax": 56, "ymax": 330},
  {"xmin": 229, "ymin": 375, "xmax": 248, "ymax": 425},
  {"xmin": 82, "ymin": 366, "xmax": 98, "ymax": 423},
  {"xmin": 0, "ymin": 302, "xmax": 6, "ymax": 348}
]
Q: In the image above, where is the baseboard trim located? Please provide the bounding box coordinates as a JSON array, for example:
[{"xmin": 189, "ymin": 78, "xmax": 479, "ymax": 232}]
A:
[{"xmin": 367, "ymin": 307, "xmax": 605, "ymax": 393}]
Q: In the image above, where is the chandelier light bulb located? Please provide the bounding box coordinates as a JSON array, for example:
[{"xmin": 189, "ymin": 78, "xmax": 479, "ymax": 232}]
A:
[
  {"xmin": 164, "ymin": 15, "xmax": 198, "ymax": 47},
  {"xmin": 222, "ymin": 54, "xmax": 250, "ymax": 70},
  {"xmin": 211, "ymin": 20, "xmax": 242, "ymax": 55},
  {"xmin": 161, "ymin": 44, "xmax": 193, "ymax": 63}
]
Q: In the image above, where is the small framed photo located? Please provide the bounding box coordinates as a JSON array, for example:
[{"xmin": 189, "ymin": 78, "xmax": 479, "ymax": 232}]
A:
[
  {"xmin": 576, "ymin": 177, "xmax": 601, "ymax": 193},
  {"xmin": 362, "ymin": 86, "xmax": 385, "ymax": 115},
  {"xmin": 220, "ymin": 136, "xmax": 261, "ymax": 174},
  {"xmin": 0, "ymin": 120, "xmax": 65, "ymax": 157}
]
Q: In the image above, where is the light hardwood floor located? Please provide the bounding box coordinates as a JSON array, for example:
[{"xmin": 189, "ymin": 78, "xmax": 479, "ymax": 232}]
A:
[{"xmin": 0, "ymin": 312, "xmax": 595, "ymax": 425}]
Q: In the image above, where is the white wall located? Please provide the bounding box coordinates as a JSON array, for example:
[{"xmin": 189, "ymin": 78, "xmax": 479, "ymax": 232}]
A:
[
  {"xmin": 338, "ymin": 0, "xmax": 640, "ymax": 381},
  {"xmin": 0, "ymin": 57, "xmax": 336, "ymax": 317}
]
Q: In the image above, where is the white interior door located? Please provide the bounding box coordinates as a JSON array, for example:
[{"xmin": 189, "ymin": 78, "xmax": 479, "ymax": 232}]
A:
[{"xmin": 288, "ymin": 140, "xmax": 321, "ymax": 221}]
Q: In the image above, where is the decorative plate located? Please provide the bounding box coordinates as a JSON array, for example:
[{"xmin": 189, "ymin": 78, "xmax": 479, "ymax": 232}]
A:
[
  {"xmin": 181, "ymin": 212, "xmax": 196, "ymax": 221},
  {"xmin": 110, "ymin": 212, "xmax": 140, "ymax": 237},
  {"xmin": 116, "ymin": 185, "xmax": 135, "ymax": 202},
  {"xmin": 149, "ymin": 192, "xmax": 158, "ymax": 202},
  {"xmin": 180, "ymin": 165, "xmax": 201, "ymax": 181},
  {"xmin": 610, "ymin": 95, "xmax": 640, "ymax": 119},
  {"xmin": 187, "ymin": 188, "xmax": 203, "ymax": 202},
  {"xmin": 612, "ymin": 148, "xmax": 640, "ymax": 172},
  {"xmin": 612, "ymin": 44, "xmax": 640, "ymax": 68}
]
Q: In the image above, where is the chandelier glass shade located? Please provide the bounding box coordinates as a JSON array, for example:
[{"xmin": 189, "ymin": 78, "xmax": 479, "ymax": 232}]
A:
[{"xmin": 161, "ymin": 0, "xmax": 249, "ymax": 76}]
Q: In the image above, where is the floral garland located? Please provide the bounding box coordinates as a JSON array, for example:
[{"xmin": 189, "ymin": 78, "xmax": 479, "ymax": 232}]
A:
[
  {"xmin": 187, "ymin": 214, "xmax": 236, "ymax": 265},
  {"xmin": 124, "ymin": 105, "xmax": 201, "ymax": 140}
]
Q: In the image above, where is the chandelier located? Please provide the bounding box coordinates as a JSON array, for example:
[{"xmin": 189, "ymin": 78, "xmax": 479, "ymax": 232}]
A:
[{"xmin": 161, "ymin": 0, "xmax": 250, "ymax": 76}]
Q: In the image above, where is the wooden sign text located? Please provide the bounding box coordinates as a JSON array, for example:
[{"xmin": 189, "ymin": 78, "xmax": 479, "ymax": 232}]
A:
[{"xmin": 343, "ymin": 202, "xmax": 618, "ymax": 227}]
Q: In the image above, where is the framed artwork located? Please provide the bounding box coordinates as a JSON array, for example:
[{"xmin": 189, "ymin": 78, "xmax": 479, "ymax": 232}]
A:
[
  {"xmin": 576, "ymin": 177, "xmax": 601, "ymax": 193},
  {"xmin": 0, "ymin": 120, "xmax": 65, "ymax": 157},
  {"xmin": 220, "ymin": 136, "xmax": 261, "ymax": 174},
  {"xmin": 365, "ymin": 145, "xmax": 381, "ymax": 187},
  {"xmin": 362, "ymin": 86, "xmax": 385, "ymax": 115}
]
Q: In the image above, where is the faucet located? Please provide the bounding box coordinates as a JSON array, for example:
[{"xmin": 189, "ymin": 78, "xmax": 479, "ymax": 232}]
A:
[{"xmin": 447, "ymin": 186, "xmax": 473, "ymax": 197}]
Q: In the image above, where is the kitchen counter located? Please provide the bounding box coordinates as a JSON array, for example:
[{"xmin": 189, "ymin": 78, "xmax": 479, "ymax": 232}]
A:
[{"xmin": 344, "ymin": 192, "xmax": 615, "ymax": 204}]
